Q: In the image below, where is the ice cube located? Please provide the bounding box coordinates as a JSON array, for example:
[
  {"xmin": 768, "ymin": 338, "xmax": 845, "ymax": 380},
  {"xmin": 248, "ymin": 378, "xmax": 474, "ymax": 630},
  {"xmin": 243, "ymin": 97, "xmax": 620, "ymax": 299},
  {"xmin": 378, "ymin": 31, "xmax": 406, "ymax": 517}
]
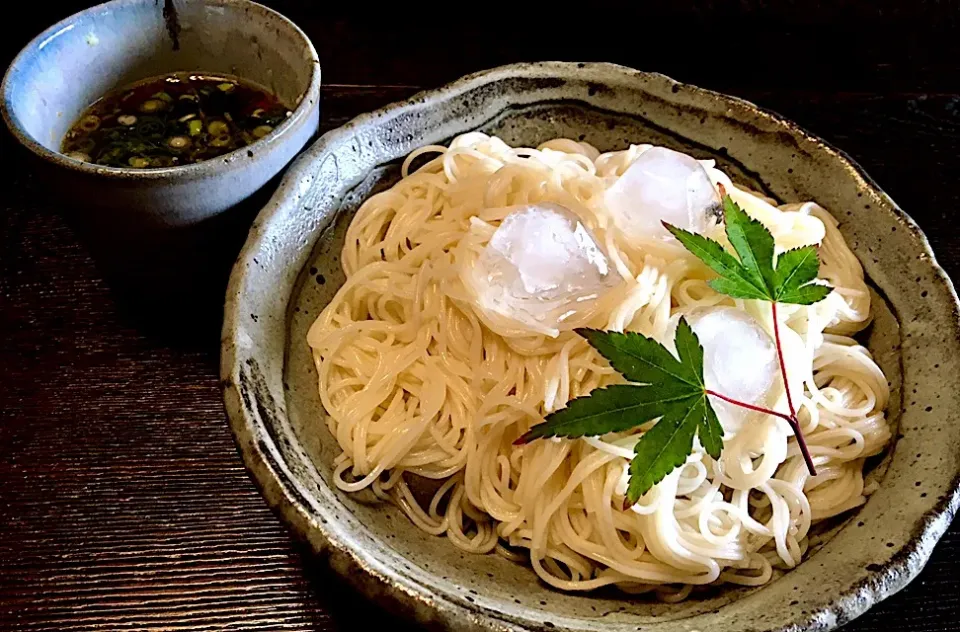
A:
[
  {"xmin": 467, "ymin": 203, "xmax": 619, "ymax": 334},
  {"xmin": 686, "ymin": 307, "xmax": 778, "ymax": 432},
  {"xmin": 605, "ymin": 146, "xmax": 722, "ymax": 241}
]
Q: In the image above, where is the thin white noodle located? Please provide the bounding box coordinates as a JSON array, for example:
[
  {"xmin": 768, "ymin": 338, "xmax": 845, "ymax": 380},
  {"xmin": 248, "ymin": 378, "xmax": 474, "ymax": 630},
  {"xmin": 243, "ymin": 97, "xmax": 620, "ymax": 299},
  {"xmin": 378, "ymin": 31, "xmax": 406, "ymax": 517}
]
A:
[{"xmin": 307, "ymin": 134, "xmax": 891, "ymax": 595}]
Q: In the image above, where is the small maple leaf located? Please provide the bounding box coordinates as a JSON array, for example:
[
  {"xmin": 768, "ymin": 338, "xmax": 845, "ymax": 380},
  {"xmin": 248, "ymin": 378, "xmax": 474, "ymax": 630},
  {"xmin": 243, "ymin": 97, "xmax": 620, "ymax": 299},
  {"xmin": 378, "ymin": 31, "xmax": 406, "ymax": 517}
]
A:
[
  {"xmin": 518, "ymin": 319, "xmax": 722, "ymax": 504},
  {"xmin": 663, "ymin": 194, "xmax": 832, "ymax": 306}
]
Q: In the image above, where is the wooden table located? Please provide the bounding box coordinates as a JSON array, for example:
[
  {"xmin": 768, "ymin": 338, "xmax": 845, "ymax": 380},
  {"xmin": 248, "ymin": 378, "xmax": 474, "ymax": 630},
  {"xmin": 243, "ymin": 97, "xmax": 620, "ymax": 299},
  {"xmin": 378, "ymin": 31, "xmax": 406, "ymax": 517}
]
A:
[{"xmin": 2, "ymin": 2, "xmax": 959, "ymax": 630}]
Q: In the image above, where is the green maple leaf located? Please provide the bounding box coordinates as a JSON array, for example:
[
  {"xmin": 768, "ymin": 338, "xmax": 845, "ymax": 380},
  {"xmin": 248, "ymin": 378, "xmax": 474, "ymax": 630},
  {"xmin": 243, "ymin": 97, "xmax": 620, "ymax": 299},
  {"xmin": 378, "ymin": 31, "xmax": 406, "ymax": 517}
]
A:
[
  {"xmin": 515, "ymin": 193, "xmax": 830, "ymax": 503},
  {"xmin": 664, "ymin": 194, "xmax": 832, "ymax": 305},
  {"xmin": 517, "ymin": 318, "xmax": 723, "ymax": 504}
]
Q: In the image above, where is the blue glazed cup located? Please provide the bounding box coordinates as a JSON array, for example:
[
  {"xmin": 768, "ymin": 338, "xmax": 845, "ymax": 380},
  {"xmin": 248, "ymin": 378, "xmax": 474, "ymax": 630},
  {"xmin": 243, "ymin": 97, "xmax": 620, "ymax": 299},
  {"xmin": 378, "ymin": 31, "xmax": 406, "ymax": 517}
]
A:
[{"xmin": 1, "ymin": 0, "xmax": 321, "ymax": 339}]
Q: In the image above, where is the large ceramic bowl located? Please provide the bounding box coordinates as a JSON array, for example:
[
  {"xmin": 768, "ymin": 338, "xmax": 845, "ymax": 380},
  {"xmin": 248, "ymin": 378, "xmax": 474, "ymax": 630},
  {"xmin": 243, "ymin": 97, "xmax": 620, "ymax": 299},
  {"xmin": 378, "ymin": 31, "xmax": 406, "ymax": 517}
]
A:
[{"xmin": 221, "ymin": 63, "xmax": 960, "ymax": 632}]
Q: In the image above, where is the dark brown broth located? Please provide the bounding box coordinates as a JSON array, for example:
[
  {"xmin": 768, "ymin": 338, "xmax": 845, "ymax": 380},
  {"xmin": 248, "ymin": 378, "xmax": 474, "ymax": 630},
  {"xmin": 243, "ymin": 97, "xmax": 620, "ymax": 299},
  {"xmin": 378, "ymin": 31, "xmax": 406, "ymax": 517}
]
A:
[{"xmin": 61, "ymin": 73, "xmax": 290, "ymax": 169}]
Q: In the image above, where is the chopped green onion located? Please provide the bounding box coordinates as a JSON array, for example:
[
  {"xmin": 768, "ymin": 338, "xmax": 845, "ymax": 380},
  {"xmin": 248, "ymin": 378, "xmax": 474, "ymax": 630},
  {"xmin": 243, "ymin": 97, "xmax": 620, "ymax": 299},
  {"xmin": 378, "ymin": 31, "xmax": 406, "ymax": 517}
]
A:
[
  {"xmin": 210, "ymin": 134, "xmax": 232, "ymax": 148},
  {"xmin": 63, "ymin": 72, "xmax": 288, "ymax": 169},
  {"xmin": 79, "ymin": 115, "xmax": 100, "ymax": 132},
  {"xmin": 167, "ymin": 136, "xmax": 192, "ymax": 149},
  {"xmin": 135, "ymin": 118, "xmax": 165, "ymax": 136},
  {"xmin": 207, "ymin": 120, "xmax": 229, "ymax": 136},
  {"xmin": 140, "ymin": 99, "xmax": 165, "ymax": 113}
]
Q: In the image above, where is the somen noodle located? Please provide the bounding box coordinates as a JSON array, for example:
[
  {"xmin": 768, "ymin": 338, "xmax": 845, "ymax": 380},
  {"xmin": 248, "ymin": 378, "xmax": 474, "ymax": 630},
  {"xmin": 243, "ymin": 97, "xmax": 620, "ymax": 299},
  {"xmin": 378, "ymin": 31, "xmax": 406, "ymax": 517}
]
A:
[{"xmin": 307, "ymin": 133, "xmax": 891, "ymax": 596}]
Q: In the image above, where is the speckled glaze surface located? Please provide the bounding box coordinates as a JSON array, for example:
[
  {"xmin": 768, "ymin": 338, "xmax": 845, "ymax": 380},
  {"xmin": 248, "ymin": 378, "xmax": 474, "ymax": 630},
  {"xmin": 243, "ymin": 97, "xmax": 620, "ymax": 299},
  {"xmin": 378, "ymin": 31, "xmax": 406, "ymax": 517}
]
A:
[
  {"xmin": 221, "ymin": 63, "xmax": 960, "ymax": 632},
  {"xmin": 1, "ymin": 0, "xmax": 321, "ymax": 228}
]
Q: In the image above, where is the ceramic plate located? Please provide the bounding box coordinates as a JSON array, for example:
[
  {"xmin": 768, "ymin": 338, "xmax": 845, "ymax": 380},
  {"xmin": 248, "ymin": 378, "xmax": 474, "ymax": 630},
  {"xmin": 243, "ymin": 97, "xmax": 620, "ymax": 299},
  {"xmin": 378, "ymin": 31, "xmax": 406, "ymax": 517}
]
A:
[{"xmin": 221, "ymin": 63, "xmax": 960, "ymax": 632}]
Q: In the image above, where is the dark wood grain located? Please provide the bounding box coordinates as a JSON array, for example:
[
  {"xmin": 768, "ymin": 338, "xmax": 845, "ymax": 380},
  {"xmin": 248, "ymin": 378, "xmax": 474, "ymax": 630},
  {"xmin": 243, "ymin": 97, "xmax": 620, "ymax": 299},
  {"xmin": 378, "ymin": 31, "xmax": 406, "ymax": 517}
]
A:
[{"xmin": 2, "ymin": 2, "xmax": 959, "ymax": 630}]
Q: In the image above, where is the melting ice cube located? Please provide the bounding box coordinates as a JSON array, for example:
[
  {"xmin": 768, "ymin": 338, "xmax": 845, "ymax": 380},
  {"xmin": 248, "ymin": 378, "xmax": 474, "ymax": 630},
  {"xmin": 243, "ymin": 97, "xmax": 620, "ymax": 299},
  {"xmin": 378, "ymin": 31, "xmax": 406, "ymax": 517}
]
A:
[
  {"xmin": 605, "ymin": 146, "xmax": 721, "ymax": 241},
  {"xmin": 468, "ymin": 203, "xmax": 619, "ymax": 334},
  {"xmin": 686, "ymin": 307, "xmax": 778, "ymax": 432}
]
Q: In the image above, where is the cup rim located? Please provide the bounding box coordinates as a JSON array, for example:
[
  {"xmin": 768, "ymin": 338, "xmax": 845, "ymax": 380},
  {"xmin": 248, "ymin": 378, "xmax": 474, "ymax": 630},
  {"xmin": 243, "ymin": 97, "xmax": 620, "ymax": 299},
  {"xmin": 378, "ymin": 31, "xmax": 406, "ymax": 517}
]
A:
[{"xmin": 0, "ymin": 0, "xmax": 321, "ymax": 182}]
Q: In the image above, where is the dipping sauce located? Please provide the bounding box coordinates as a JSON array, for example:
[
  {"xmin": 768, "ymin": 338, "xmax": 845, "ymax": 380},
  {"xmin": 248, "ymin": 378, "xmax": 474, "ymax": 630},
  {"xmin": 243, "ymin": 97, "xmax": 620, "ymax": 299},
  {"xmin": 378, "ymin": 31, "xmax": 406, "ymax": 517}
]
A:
[{"xmin": 61, "ymin": 73, "xmax": 291, "ymax": 168}]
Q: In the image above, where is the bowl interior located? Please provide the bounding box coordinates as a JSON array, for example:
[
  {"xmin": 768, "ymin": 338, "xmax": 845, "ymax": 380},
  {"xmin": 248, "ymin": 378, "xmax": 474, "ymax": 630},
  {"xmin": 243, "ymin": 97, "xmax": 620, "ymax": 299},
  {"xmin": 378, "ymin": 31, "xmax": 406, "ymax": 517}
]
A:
[
  {"xmin": 225, "ymin": 65, "xmax": 960, "ymax": 632},
  {"xmin": 285, "ymin": 102, "xmax": 904, "ymax": 625},
  {"xmin": 3, "ymin": 0, "xmax": 314, "ymax": 152}
]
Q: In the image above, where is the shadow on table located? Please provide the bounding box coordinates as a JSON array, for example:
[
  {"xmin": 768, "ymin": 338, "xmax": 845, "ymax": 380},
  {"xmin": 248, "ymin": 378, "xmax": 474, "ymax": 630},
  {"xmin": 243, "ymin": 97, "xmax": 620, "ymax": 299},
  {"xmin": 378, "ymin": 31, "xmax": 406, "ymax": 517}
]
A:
[
  {"xmin": 297, "ymin": 541, "xmax": 431, "ymax": 632},
  {"xmin": 64, "ymin": 171, "xmax": 283, "ymax": 351}
]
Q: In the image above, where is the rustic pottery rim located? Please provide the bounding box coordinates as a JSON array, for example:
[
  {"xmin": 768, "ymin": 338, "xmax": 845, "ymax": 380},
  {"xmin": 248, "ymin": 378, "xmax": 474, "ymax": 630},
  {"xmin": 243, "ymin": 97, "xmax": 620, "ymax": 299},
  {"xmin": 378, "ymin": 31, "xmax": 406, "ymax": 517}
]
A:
[{"xmin": 221, "ymin": 62, "xmax": 960, "ymax": 632}]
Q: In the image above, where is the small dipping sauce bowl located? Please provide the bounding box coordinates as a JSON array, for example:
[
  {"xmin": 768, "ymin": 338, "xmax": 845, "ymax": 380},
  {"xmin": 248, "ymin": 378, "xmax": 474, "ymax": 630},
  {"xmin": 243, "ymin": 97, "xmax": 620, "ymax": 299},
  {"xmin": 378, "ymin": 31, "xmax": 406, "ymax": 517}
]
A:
[{"xmin": 1, "ymin": 0, "xmax": 321, "ymax": 338}]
